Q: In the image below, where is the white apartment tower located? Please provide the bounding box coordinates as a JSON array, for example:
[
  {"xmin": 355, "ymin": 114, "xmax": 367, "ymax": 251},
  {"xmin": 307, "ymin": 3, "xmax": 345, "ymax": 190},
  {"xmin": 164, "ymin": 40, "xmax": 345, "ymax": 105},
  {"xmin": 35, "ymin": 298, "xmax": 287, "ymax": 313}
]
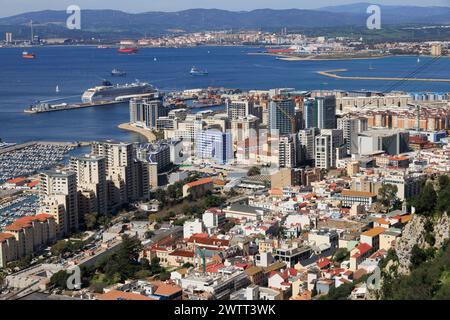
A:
[
  {"xmin": 39, "ymin": 170, "xmax": 78, "ymax": 237},
  {"xmin": 91, "ymin": 141, "xmax": 137, "ymax": 211},
  {"xmin": 315, "ymin": 129, "xmax": 345, "ymax": 169},
  {"xmin": 70, "ymin": 155, "xmax": 108, "ymax": 218}
]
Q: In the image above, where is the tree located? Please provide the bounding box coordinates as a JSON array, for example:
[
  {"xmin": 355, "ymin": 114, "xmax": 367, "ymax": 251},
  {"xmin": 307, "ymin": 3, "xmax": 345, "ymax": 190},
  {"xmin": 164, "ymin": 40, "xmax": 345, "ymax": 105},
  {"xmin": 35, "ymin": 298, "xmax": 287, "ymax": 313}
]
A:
[
  {"xmin": 84, "ymin": 212, "xmax": 98, "ymax": 230},
  {"xmin": 148, "ymin": 214, "xmax": 157, "ymax": 223},
  {"xmin": 51, "ymin": 240, "xmax": 83, "ymax": 257},
  {"xmin": 182, "ymin": 263, "xmax": 194, "ymax": 268},
  {"xmin": 221, "ymin": 221, "xmax": 235, "ymax": 233},
  {"xmin": 50, "ymin": 270, "xmax": 70, "ymax": 289},
  {"xmin": 204, "ymin": 195, "xmax": 224, "ymax": 208},
  {"xmin": 98, "ymin": 215, "xmax": 111, "ymax": 228},
  {"xmin": 154, "ymin": 189, "xmax": 167, "ymax": 206},
  {"xmin": 332, "ymin": 248, "xmax": 349, "ymax": 263},
  {"xmin": 150, "ymin": 257, "xmax": 164, "ymax": 275},
  {"xmin": 410, "ymin": 182, "xmax": 437, "ymax": 216},
  {"xmin": 378, "ymin": 184, "xmax": 398, "ymax": 210},
  {"xmin": 410, "ymin": 245, "xmax": 435, "ymax": 269},
  {"xmin": 247, "ymin": 166, "xmax": 261, "ymax": 177}
]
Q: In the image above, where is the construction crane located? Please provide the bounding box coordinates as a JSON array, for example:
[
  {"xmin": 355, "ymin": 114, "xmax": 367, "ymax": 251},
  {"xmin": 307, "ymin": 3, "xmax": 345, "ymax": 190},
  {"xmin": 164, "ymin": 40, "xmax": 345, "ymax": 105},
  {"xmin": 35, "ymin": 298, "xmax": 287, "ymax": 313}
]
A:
[{"xmin": 194, "ymin": 242, "xmax": 207, "ymax": 273}]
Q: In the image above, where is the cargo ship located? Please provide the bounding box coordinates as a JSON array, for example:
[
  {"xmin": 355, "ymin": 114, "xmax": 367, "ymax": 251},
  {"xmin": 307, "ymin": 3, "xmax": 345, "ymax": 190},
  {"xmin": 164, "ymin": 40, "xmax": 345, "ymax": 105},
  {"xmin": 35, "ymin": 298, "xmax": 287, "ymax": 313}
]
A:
[
  {"xmin": 117, "ymin": 47, "xmax": 139, "ymax": 54},
  {"xmin": 22, "ymin": 51, "xmax": 36, "ymax": 59},
  {"xmin": 81, "ymin": 80, "xmax": 155, "ymax": 103}
]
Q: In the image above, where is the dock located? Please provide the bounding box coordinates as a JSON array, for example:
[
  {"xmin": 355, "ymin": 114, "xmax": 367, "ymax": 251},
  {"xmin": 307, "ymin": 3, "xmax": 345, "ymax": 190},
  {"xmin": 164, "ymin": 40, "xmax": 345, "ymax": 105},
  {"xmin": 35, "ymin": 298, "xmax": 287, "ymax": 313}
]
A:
[
  {"xmin": 317, "ymin": 69, "xmax": 450, "ymax": 82},
  {"xmin": 24, "ymin": 100, "xmax": 123, "ymax": 114}
]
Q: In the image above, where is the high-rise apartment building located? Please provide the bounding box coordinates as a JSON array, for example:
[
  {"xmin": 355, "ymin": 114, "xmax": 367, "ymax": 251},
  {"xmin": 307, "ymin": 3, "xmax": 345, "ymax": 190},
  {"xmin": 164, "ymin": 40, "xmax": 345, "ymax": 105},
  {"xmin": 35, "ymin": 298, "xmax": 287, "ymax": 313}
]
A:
[
  {"xmin": 303, "ymin": 96, "xmax": 336, "ymax": 129},
  {"xmin": 269, "ymin": 97, "xmax": 295, "ymax": 135},
  {"xmin": 39, "ymin": 170, "xmax": 78, "ymax": 236},
  {"xmin": 279, "ymin": 135, "xmax": 297, "ymax": 168},
  {"xmin": 226, "ymin": 98, "xmax": 255, "ymax": 120},
  {"xmin": 230, "ymin": 115, "xmax": 259, "ymax": 148},
  {"xmin": 195, "ymin": 129, "xmax": 233, "ymax": 165},
  {"xmin": 91, "ymin": 141, "xmax": 137, "ymax": 211},
  {"xmin": 70, "ymin": 155, "xmax": 108, "ymax": 220},
  {"xmin": 297, "ymin": 128, "xmax": 319, "ymax": 165},
  {"xmin": 130, "ymin": 96, "xmax": 166, "ymax": 130},
  {"xmin": 315, "ymin": 129, "xmax": 345, "ymax": 169}
]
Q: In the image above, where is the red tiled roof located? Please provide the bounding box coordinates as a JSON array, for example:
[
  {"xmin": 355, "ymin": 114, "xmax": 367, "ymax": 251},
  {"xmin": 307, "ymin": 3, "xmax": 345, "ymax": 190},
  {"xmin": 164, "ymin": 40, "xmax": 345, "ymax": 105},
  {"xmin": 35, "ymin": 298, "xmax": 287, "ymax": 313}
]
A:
[
  {"xmin": 168, "ymin": 250, "xmax": 194, "ymax": 258},
  {"xmin": 317, "ymin": 258, "xmax": 331, "ymax": 269},
  {"xmin": 352, "ymin": 243, "xmax": 372, "ymax": 258},
  {"xmin": 0, "ymin": 233, "xmax": 15, "ymax": 242},
  {"xmin": 6, "ymin": 177, "xmax": 26, "ymax": 184},
  {"xmin": 205, "ymin": 263, "xmax": 224, "ymax": 273},
  {"xmin": 151, "ymin": 281, "xmax": 182, "ymax": 297},
  {"xmin": 4, "ymin": 214, "xmax": 54, "ymax": 232},
  {"xmin": 97, "ymin": 290, "xmax": 155, "ymax": 301},
  {"xmin": 185, "ymin": 177, "xmax": 213, "ymax": 188},
  {"xmin": 27, "ymin": 180, "xmax": 40, "ymax": 188},
  {"xmin": 188, "ymin": 235, "xmax": 229, "ymax": 247}
]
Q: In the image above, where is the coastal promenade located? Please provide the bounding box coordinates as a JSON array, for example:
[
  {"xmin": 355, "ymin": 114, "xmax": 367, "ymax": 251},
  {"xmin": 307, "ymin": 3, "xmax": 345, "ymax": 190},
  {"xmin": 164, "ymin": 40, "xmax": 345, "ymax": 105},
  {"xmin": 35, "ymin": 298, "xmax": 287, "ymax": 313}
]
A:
[
  {"xmin": 118, "ymin": 123, "xmax": 156, "ymax": 142},
  {"xmin": 317, "ymin": 69, "xmax": 450, "ymax": 82}
]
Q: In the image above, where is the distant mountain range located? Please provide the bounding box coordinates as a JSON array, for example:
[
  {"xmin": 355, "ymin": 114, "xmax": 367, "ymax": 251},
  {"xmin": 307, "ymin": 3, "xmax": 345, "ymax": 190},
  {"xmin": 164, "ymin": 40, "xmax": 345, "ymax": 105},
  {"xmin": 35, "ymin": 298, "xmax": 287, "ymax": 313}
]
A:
[{"xmin": 0, "ymin": 3, "xmax": 449, "ymax": 38}]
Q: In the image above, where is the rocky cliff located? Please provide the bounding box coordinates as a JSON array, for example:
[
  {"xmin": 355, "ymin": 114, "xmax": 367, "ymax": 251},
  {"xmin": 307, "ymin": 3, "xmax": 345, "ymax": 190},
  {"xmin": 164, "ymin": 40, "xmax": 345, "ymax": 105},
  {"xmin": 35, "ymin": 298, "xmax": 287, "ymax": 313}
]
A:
[{"xmin": 395, "ymin": 213, "xmax": 450, "ymax": 275}]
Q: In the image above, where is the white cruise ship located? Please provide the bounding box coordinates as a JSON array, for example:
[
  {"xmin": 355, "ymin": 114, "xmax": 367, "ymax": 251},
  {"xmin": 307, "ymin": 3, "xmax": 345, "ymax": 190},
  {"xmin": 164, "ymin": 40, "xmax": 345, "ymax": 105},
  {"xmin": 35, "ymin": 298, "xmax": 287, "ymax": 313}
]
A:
[{"xmin": 81, "ymin": 80, "xmax": 155, "ymax": 103}]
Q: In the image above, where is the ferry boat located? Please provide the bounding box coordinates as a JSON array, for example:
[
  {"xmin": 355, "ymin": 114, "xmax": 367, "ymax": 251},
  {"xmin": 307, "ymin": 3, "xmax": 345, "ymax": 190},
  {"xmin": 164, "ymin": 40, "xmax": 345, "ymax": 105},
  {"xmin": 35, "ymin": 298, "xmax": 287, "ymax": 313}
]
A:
[
  {"xmin": 22, "ymin": 51, "xmax": 36, "ymax": 59},
  {"xmin": 111, "ymin": 69, "xmax": 126, "ymax": 77},
  {"xmin": 118, "ymin": 47, "xmax": 139, "ymax": 54},
  {"xmin": 81, "ymin": 80, "xmax": 155, "ymax": 103},
  {"xmin": 190, "ymin": 66, "xmax": 208, "ymax": 76}
]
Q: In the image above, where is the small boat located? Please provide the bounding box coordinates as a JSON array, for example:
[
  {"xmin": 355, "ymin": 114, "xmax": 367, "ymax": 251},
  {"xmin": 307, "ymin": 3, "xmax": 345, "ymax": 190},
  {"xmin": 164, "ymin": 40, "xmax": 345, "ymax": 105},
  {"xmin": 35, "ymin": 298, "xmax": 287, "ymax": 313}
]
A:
[
  {"xmin": 118, "ymin": 47, "xmax": 138, "ymax": 54},
  {"xmin": 369, "ymin": 63, "xmax": 374, "ymax": 70},
  {"xmin": 56, "ymin": 85, "xmax": 60, "ymax": 93},
  {"xmin": 153, "ymin": 57, "xmax": 157, "ymax": 61},
  {"xmin": 190, "ymin": 66, "xmax": 208, "ymax": 76},
  {"xmin": 22, "ymin": 51, "xmax": 36, "ymax": 59},
  {"xmin": 97, "ymin": 45, "xmax": 109, "ymax": 49},
  {"xmin": 111, "ymin": 69, "xmax": 126, "ymax": 77},
  {"xmin": 417, "ymin": 57, "xmax": 420, "ymax": 63}
]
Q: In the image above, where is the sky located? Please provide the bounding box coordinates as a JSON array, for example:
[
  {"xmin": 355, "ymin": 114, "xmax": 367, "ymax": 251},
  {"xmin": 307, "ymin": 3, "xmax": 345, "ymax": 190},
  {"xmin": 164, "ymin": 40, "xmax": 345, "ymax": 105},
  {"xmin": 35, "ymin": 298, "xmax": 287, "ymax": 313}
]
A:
[{"xmin": 0, "ymin": 0, "xmax": 449, "ymax": 17}]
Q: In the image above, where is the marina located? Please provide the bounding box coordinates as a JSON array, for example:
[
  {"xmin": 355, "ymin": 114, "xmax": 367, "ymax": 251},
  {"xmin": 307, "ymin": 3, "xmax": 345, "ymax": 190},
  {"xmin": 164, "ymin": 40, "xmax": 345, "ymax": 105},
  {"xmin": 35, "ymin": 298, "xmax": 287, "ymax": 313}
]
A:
[
  {"xmin": 0, "ymin": 142, "xmax": 76, "ymax": 183},
  {"xmin": 0, "ymin": 193, "xmax": 39, "ymax": 228}
]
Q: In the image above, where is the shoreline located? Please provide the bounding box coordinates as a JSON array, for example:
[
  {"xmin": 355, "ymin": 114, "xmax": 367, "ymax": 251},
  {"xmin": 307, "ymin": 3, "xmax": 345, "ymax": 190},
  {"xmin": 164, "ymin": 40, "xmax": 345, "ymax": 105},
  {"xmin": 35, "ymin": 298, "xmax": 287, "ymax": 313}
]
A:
[{"xmin": 118, "ymin": 123, "xmax": 156, "ymax": 142}]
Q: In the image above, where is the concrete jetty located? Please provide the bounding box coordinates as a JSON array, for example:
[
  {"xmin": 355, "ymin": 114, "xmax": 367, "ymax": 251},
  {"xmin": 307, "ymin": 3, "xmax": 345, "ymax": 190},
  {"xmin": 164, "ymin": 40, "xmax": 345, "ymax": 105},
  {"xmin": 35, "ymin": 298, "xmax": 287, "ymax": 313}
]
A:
[{"xmin": 317, "ymin": 69, "xmax": 450, "ymax": 82}]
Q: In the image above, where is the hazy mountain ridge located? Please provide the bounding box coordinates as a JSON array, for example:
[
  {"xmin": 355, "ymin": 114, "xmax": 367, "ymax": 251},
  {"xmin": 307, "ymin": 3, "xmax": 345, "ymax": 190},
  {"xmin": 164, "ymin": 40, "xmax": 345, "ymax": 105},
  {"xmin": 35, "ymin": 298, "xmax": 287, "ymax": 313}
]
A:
[{"xmin": 0, "ymin": 4, "xmax": 449, "ymax": 37}]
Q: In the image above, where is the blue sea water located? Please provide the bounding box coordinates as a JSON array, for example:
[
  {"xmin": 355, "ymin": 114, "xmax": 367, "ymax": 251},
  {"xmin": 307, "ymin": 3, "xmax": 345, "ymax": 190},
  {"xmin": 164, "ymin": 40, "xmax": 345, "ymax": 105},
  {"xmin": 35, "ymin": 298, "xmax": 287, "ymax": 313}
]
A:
[{"xmin": 0, "ymin": 46, "xmax": 449, "ymax": 143}]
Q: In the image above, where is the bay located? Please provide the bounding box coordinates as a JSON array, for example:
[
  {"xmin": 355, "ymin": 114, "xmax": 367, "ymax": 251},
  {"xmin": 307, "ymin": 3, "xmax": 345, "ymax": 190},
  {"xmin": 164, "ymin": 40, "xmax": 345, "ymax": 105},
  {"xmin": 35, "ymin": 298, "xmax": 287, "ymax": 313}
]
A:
[{"xmin": 0, "ymin": 45, "xmax": 448, "ymax": 143}]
